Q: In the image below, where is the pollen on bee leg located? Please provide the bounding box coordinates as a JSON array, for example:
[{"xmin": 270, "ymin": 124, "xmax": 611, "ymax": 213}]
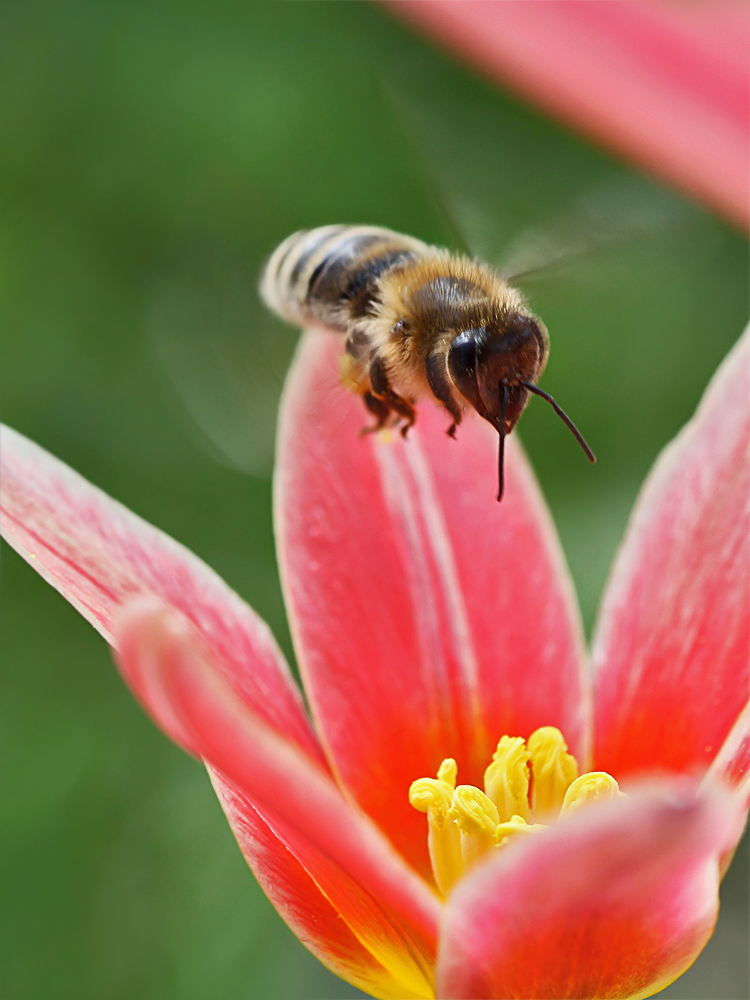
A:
[
  {"xmin": 450, "ymin": 785, "xmax": 500, "ymax": 869},
  {"xmin": 484, "ymin": 735, "xmax": 531, "ymax": 822},
  {"xmin": 339, "ymin": 352, "xmax": 368, "ymax": 394},
  {"xmin": 560, "ymin": 772, "xmax": 621, "ymax": 816},
  {"xmin": 527, "ymin": 726, "xmax": 579, "ymax": 818},
  {"xmin": 409, "ymin": 766, "xmax": 463, "ymax": 896}
]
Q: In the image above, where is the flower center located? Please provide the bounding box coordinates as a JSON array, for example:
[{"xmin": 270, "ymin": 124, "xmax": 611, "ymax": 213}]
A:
[{"xmin": 408, "ymin": 726, "xmax": 620, "ymax": 896}]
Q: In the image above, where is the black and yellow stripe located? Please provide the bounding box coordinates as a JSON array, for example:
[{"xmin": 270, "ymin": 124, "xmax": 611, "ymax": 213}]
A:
[{"xmin": 260, "ymin": 225, "xmax": 427, "ymax": 331}]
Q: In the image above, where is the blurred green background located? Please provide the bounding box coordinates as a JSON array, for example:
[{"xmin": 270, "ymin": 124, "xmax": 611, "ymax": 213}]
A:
[{"xmin": 1, "ymin": 2, "xmax": 747, "ymax": 998}]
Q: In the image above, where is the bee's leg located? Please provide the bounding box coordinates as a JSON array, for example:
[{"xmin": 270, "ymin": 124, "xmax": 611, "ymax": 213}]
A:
[
  {"xmin": 345, "ymin": 328, "xmax": 373, "ymax": 361},
  {"xmin": 369, "ymin": 355, "xmax": 417, "ymax": 438},
  {"xmin": 442, "ymin": 403, "xmax": 463, "ymax": 439},
  {"xmin": 361, "ymin": 391, "xmax": 392, "ymax": 434},
  {"xmin": 426, "ymin": 352, "xmax": 463, "ymax": 438},
  {"xmin": 389, "ymin": 395, "xmax": 417, "ymax": 438}
]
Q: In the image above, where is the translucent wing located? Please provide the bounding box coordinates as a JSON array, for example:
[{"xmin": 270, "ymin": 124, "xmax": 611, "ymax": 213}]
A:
[
  {"xmin": 149, "ymin": 268, "xmax": 298, "ymax": 477},
  {"xmin": 384, "ymin": 76, "xmax": 690, "ymax": 283},
  {"xmin": 497, "ymin": 179, "xmax": 686, "ymax": 283}
]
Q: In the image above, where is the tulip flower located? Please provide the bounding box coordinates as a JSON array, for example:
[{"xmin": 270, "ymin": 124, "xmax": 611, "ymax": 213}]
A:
[
  {"xmin": 1, "ymin": 324, "xmax": 747, "ymax": 999},
  {"xmin": 385, "ymin": 0, "xmax": 750, "ymax": 231}
]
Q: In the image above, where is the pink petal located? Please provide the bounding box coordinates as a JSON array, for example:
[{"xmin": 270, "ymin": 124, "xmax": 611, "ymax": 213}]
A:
[
  {"xmin": 436, "ymin": 782, "xmax": 742, "ymax": 1000},
  {"xmin": 276, "ymin": 332, "xmax": 588, "ymax": 876},
  {"xmin": 210, "ymin": 773, "xmax": 432, "ymax": 1000},
  {"xmin": 593, "ymin": 329, "xmax": 750, "ymax": 780},
  {"xmin": 386, "ymin": 0, "xmax": 750, "ymax": 230},
  {"xmin": 113, "ymin": 597, "xmax": 440, "ymax": 994},
  {"xmin": 0, "ymin": 424, "xmax": 322, "ymax": 762}
]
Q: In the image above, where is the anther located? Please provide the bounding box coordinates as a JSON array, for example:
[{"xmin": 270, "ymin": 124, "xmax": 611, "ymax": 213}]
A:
[
  {"xmin": 437, "ymin": 758, "xmax": 457, "ymax": 788},
  {"xmin": 409, "ymin": 730, "xmax": 620, "ymax": 896},
  {"xmin": 409, "ymin": 778, "xmax": 453, "ymax": 822},
  {"xmin": 495, "ymin": 814, "xmax": 544, "ymax": 850},
  {"xmin": 450, "ymin": 785, "xmax": 500, "ymax": 868},
  {"xmin": 528, "ymin": 726, "xmax": 578, "ymax": 818},
  {"xmin": 484, "ymin": 735, "xmax": 531, "ymax": 822},
  {"xmin": 560, "ymin": 772, "xmax": 621, "ymax": 815},
  {"xmin": 409, "ymin": 776, "xmax": 463, "ymax": 896}
]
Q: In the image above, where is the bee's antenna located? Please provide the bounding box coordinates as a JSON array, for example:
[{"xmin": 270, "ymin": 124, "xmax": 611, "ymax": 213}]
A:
[
  {"xmin": 520, "ymin": 381, "xmax": 596, "ymax": 463},
  {"xmin": 497, "ymin": 383, "xmax": 510, "ymax": 502}
]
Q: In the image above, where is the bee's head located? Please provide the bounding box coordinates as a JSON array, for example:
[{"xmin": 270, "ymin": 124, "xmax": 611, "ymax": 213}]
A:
[
  {"xmin": 447, "ymin": 312, "xmax": 548, "ymax": 432},
  {"xmin": 447, "ymin": 312, "xmax": 594, "ymax": 501}
]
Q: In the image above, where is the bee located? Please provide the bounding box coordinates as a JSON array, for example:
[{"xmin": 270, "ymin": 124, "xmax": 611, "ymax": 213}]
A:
[{"xmin": 260, "ymin": 224, "xmax": 595, "ymax": 500}]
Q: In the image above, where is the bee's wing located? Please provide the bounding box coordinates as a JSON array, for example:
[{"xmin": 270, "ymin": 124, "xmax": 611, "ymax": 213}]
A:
[
  {"xmin": 383, "ymin": 77, "xmax": 689, "ymax": 281},
  {"xmin": 150, "ymin": 266, "xmax": 358, "ymax": 478},
  {"xmin": 149, "ymin": 272, "xmax": 298, "ymax": 477},
  {"xmin": 381, "ymin": 78, "xmax": 563, "ymax": 263},
  {"xmin": 497, "ymin": 179, "xmax": 687, "ymax": 283},
  {"xmin": 381, "ymin": 79, "xmax": 476, "ymax": 258}
]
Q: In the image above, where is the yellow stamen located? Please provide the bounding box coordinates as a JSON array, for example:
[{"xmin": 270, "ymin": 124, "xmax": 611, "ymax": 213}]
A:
[
  {"xmin": 494, "ymin": 813, "xmax": 544, "ymax": 849},
  {"xmin": 409, "ymin": 730, "xmax": 621, "ymax": 896},
  {"xmin": 437, "ymin": 757, "xmax": 457, "ymax": 788},
  {"xmin": 450, "ymin": 785, "xmax": 499, "ymax": 869},
  {"xmin": 560, "ymin": 772, "xmax": 621, "ymax": 815},
  {"xmin": 527, "ymin": 726, "xmax": 578, "ymax": 818},
  {"xmin": 484, "ymin": 735, "xmax": 531, "ymax": 822},
  {"xmin": 408, "ymin": 776, "xmax": 463, "ymax": 896}
]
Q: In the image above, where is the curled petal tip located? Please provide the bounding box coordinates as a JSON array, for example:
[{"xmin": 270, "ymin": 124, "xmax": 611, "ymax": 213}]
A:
[
  {"xmin": 113, "ymin": 593, "xmax": 183, "ymax": 638},
  {"xmin": 111, "ymin": 595, "xmax": 208, "ymax": 757},
  {"xmin": 113, "ymin": 591, "xmax": 442, "ymax": 974}
]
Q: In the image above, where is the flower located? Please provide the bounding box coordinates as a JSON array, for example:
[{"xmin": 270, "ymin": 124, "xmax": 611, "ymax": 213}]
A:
[
  {"xmin": 385, "ymin": 0, "xmax": 750, "ymax": 231},
  {"xmin": 1, "ymin": 325, "xmax": 748, "ymax": 999}
]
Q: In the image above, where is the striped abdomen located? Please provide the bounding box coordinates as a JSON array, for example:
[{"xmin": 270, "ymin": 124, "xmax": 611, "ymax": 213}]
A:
[{"xmin": 260, "ymin": 225, "xmax": 428, "ymax": 332}]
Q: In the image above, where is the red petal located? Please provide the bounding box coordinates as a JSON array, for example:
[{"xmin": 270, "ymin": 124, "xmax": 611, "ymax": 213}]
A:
[
  {"xmin": 113, "ymin": 597, "xmax": 440, "ymax": 994},
  {"xmin": 0, "ymin": 425, "xmax": 322, "ymax": 762},
  {"xmin": 436, "ymin": 782, "xmax": 742, "ymax": 1000},
  {"xmin": 386, "ymin": 0, "xmax": 750, "ymax": 230},
  {"xmin": 593, "ymin": 330, "xmax": 750, "ymax": 779},
  {"xmin": 210, "ymin": 773, "xmax": 433, "ymax": 1000},
  {"xmin": 276, "ymin": 332, "xmax": 588, "ymax": 876}
]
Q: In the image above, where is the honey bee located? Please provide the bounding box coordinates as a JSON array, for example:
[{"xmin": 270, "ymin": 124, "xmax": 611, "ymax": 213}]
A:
[{"xmin": 261, "ymin": 224, "xmax": 595, "ymax": 500}]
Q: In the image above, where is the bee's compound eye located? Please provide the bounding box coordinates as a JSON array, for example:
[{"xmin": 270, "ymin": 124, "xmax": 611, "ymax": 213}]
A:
[{"xmin": 448, "ymin": 328, "xmax": 483, "ymax": 405}]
